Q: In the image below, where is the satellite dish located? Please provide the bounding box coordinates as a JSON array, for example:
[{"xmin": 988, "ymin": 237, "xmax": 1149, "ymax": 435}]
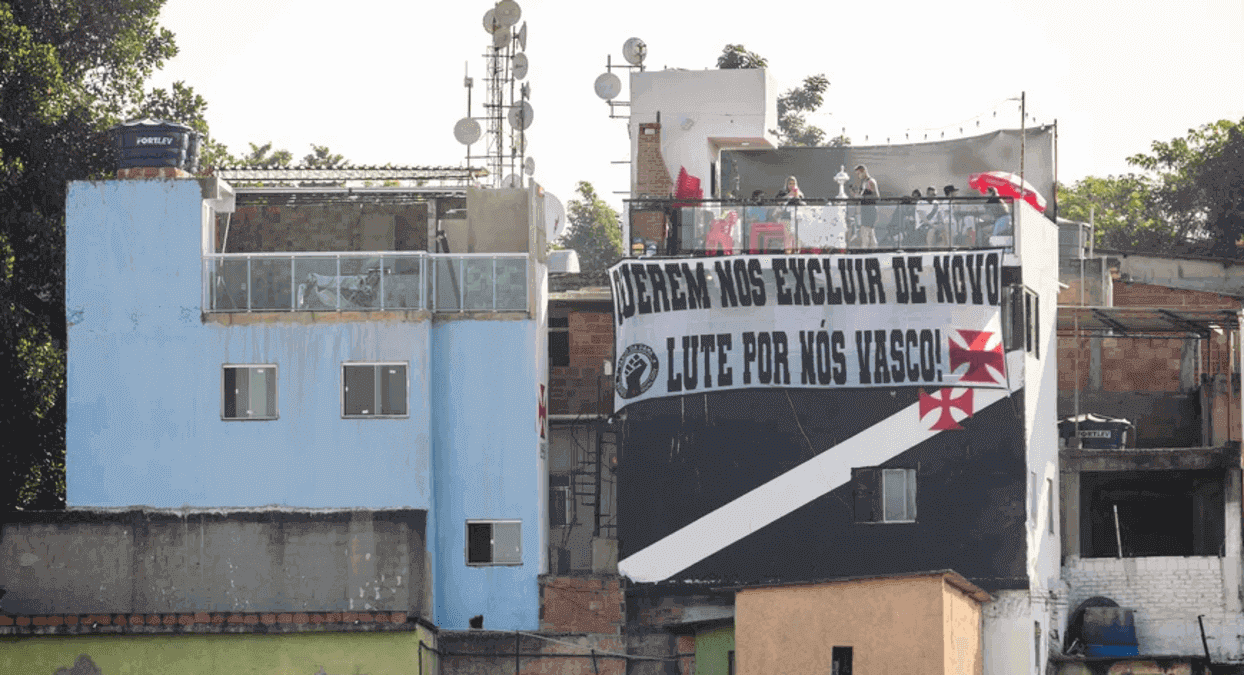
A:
[
  {"xmin": 524, "ymin": 157, "xmax": 536, "ymax": 175},
  {"xmin": 513, "ymin": 53, "xmax": 529, "ymax": 80},
  {"xmin": 520, "ymin": 82, "xmax": 531, "ymax": 100},
  {"xmin": 503, "ymin": 174, "xmax": 522, "ymax": 188},
  {"xmin": 545, "ymin": 192, "xmax": 567, "ymax": 241},
  {"xmin": 622, "ymin": 37, "xmax": 647, "ymax": 66},
  {"xmin": 594, "ymin": 73, "xmax": 621, "ymax": 100},
  {"xmin": 492, "ymin": 26, "xmax": 511, "ymax": 49},
  {"xmin": 516, "ymin": 22, "xmax": 528, "ymax": 51},
  {"xmin": 482, "ymin": 9, "xmax": 499, "ymax": 33},
  {"xmin": 453, "ymin": 117, "xmax": 481, "ymax": 145},
  {"xmin": 508, "ymin": 101, "xmax": 534, "ymax": 130},
  {"xmin": 494, "ymin": 0, "xmax": 521, "ymax": 27}
]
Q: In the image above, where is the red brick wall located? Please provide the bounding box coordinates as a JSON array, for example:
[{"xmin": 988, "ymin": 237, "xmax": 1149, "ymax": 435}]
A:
[
  {"xmin": 633, "ymin": 122, "xmax": 672, "ymax": 246},
  {"xmin": 550, "ymin": 310, "xmax": 614, "ymax": 415},
  {"xmin": 539, "ymin": 576, "xmax": 623, "ymax": 635}
]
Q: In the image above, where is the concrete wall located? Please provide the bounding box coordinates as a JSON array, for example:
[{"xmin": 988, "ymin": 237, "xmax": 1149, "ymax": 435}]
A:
[
  {"xmin": 0, "ymin": 509, "xmax": 426, "ymax": 616},
  {"xmin": 982, "ymin": 591, "xmax": 1041, "ymax": 675},
  {"xmin": 944, "ymin": 580, "xmax": 984, "ymax": 675},
  {"xmin": 0, "ymin": 627, "xmax": 436, "ymax": 675},
  {"xmin": 629, "ymin": 68, "xmax": 778, "ymax": 200},
  {"xmin": 437, "ymin": 631, "xmax": 628, "ymax": 675},
  {"xmin": 734, "ymin": 576, "xmax": 957, "ymax": 675},
  {"xmin": 431, "ymin": 319, "xmax": 543, "ymax": 631}
]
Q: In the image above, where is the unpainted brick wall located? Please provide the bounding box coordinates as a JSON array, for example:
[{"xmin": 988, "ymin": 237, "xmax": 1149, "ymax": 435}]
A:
[
  {"xmin": 1063, "ymin": 556, "xmax": 1244, "ymax": 659},
  {"xmin": 539, "ymin": 576, "xmax": 624, "ymax": 635},
  {"xmin": 632, "ymin": 123, "xmax": 672, "ymax": 246},
  {"xmin": 550, "ymin": 310, "xmax": 614, "ymax": 415}
]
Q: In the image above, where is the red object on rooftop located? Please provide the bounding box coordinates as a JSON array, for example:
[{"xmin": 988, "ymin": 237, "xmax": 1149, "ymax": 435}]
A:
[
  {"xmin": 674, "ymin": 166, "xmax": 702, "ymax": 203},
  {"xmin": 968, "ymin": 171, "xmax": 1047, "ymax": 212}
]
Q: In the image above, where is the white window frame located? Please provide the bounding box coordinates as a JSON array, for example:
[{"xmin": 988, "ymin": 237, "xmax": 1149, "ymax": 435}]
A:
[
  {"xmin": 465, "ymin": 519, "xmax": 523, "ymax": 566},
  {"xmin": 341, "ymin": 362, "xmax": 409, "ymax": 418},
  {"xmin": 881, "ymin": 468, "xmax": 917, "ymax": 523},
  {"xmin": 221, "ymin": 364, "xmax": 278, "ymax": 420}
]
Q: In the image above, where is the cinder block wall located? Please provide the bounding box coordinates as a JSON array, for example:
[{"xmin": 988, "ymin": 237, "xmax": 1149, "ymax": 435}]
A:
[{"xmin": 1063, "ymin": 556, "xmax": 1244, "ymax": 660}]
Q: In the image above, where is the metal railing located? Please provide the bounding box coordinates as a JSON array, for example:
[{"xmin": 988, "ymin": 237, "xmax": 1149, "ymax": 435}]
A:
[
  {"xmin": 627, "ymin": 197, "xmax": 1016, "ymax": 256},
  {"xmin": 202, "ymin": 251, "xmax": 529, "ymax": 313}
]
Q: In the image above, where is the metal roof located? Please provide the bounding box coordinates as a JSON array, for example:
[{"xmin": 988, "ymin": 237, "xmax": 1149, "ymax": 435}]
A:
[
  {"xmin": 214, "ymin": 165, "xmax": 487, "ymax": 182},
  {"xmin": 1057, "ymin": 306, "xmax": 1241, "ymax": 337}
]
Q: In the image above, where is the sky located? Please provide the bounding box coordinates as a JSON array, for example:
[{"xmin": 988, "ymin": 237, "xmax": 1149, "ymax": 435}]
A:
[{"xmin": 149, "ymin": 0, "xmax": 1244, "ymax": 213}]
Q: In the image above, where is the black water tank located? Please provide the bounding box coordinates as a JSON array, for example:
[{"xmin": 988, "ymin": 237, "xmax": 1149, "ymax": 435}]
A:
[
  {"xmin": 1059, "ymin": 413, "xmax": 1133, "ymax": 449},
  {"xmin": 112, "ymin": 119, "xmax": 200, "ymax": 173}
]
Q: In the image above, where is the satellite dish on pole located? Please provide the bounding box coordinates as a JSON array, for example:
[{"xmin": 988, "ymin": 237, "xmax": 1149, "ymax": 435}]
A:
[
  {"xmin": 622, "ymin": 37, "xmax": 647, "ymax": 66},
  {"xmin": 524, "ymin": 157, "xmax": 536, "ymax": 175},
  {"xmin": 515, "ymin": 22, "xmax": 528, "ymax": 51},
  {"xmin": 482, "ymin": 9, "xmax": 500, "ymax": 33},
  {"xmin": 513, "ymin": 53, "xmax": 529, "ymax": 80},
  {"xmin": 494, "ymin": 0, "xmax": 521, "ymax": 27},
  {"xmin": 508, "ymin": 101, "xmax": 534, "ymax": 130},
  {"xmin": 594, "ymin": 73, "xmax": 622, "ymax": 100},
  {"xmin": 454, "ymin": 118, "xmax": 481, "ymax": 145},
  {"xmin": 492, "ymin": 26, "xmax": 511, "ymax": 49},
  {"xmin": 545, "ymin": 192, "xmax": 566, "ymax": 241}
]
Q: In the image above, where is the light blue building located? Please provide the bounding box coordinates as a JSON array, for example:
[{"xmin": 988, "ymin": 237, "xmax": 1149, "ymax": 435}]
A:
[{"xmin": 64, "ymin": 171, "xmax": 550, "ymax": 631}]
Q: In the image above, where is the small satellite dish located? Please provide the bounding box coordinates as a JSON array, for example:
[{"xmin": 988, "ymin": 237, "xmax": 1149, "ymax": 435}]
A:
[
  {"xmin": 594, "ymin": 73, "xmax": 622, "ymax": 100},
  {"xmin": 545, "ymin": 192, "xmax": 567, "ymax": 241},
  {"xmin": 520, "ymin": 82, "xmax": 531, "ymax": 100},
  {"xmin": 492, "ymin": 26, "xmax": 511, "ymax": 49},
  {"xmin": 508, "ymin": 101, "xmax": 534, "ymax": 130},
  {"xmin": 622, "ymin": 37, "xmax": 647, "ymax": 66},
  {"xmin": 516, "ymin": 22, "xmax": 528, "ymax": 51},
  {"xmin": 453, "ymin": 118, "xmax": 481, "ymax": 145},
  {"xmin": 503, "ymin": 174, "xmax": 522, "ymax": 188},
  {"xmin": 524, "ymin": 157, "xmax": 536, "ymax": 175},
  {"xmin": 482, "ymin": 9, "xmax": 499, "ymax": 33},
  {"xmin": 513, "ymin": 53, "xmax": 529, "ymax": 80},
  {"xmin": 494, "ymin": 0, "xmax": 522, "ymax": 27}
]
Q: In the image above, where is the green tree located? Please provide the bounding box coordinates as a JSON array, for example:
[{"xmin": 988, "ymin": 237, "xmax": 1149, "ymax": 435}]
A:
[
  {"xmin": 301, "ymin": 144, "xmax": 346, "ymax": 169},
  {"xmin": 0, "ymin": 0, "xmax": 181, "ymax": 510},
  {"xmin": 1058, "ymin": 175, "xmax": 1170, "ymax": 252},
  {"xmin": 1128, "ymin": 118, "xmax": 1244, "ymax": 256},
  {"xmin": 559, "ymin": 181, "xmax": 624, "ymax": 273},
  {"xmin": 716, "ymin": 44, "xmax": 833, "ymax": 148}
]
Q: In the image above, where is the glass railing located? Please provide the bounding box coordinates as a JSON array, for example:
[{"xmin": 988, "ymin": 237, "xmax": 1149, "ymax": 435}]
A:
[
  {"xmin": 627, "ymin": 198, "xmax": 1016, "ymax": 256},
  {"xmin": 202, "ymin": 252, "xmax": 529, "ymax": 313}
]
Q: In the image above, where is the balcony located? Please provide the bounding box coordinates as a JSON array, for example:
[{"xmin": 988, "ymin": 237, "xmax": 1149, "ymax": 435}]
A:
[
  {"xmin": 202, "ymin": 251, "xmax": 529, "ymax": 313},
  {"xmin": 627, "ymin": 197, "xmax": 1016, "ymax": 256}
]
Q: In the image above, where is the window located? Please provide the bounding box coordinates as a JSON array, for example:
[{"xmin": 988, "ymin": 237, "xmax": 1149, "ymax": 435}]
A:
[
  {"xmin": 1047, "ymin": 478, "xmax": 1055, "ymax": 535},
  {"xmin": 832, "ymin": 646, "xmax": 853, "ymax": 675},
  {"xmin": 466, "ymin": 520, "xmax": 522, "ymax": 565},
  {"xmin": 549, "ymin": 313, "xmax": 570, "ymax": 367},
  {"xmin": 550, "ymin": 475, "xmax": 571, "ymax": 527},
  {"xmin": 342, "ymin": 362, "xmax": 407, "ymax": 417},
  {"xmin": 222, "ymin": 364, "xmax": 277, "ymax": 420},
  {"xmin": 853, "ymin": 467, "xmax": 916, "ymax": 523},
  {"xmin": 1003, "ymin": 285, "xmax": 1040, "ymax": 357}
]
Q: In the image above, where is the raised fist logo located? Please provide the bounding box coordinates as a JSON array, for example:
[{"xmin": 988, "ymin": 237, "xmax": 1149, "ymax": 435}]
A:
[{"xmin": 615, "ymin": 344, "xmax": 659, "ymax": 399}]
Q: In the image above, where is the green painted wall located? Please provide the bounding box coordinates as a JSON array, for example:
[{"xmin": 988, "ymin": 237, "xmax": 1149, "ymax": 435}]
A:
[
  {"xmin": 694, "ymin": 624, "xmax": 735, "ymax": 675},
  {"xmin": 0, "ymin": 629, "xmax": 437, "ymax": 675}
]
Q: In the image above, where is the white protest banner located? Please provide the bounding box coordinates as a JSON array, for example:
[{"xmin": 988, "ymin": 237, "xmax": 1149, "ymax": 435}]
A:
[{"xmin": 608, "ymin": 251, "xmax": 1009, "ymax": 408}]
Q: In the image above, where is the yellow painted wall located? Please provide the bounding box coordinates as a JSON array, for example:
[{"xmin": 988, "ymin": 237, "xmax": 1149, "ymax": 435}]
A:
[
  {"xmin": 0, "ymin": 628, "xmax": 437, "ymax": 675},
  {"xmin": 736, "ymin": 576, "xmax": 967, "ymax": 675},
  {"xmin": 943, "ymin": 579, "xmax": 984, "ymax": 675}
]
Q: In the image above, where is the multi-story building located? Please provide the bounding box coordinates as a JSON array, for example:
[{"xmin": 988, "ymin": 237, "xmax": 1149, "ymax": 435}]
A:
[
  {"xmin": 1, "ymin": 159, "xmax": 553, "ymax": 672},
  {"xmin": 606, "ymin": 66, "xmax": 1062, "ymax": 675}
]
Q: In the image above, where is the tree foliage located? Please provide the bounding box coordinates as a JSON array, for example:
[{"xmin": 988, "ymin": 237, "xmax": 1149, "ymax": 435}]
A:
[
  {"xmin": 1060, "ymin": 118, "xmax": 1244, "ymax": 256},
  {"xmin": 0, "ymin": 0, "xmax": 180, "ymax": 510},
  {"xmin": 716, "ymin": 44, "xmax": 833, "ymax": 148},
  {"xmin": 559, "ymin": 181, "xmax": 624, "ymax": 274}
]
